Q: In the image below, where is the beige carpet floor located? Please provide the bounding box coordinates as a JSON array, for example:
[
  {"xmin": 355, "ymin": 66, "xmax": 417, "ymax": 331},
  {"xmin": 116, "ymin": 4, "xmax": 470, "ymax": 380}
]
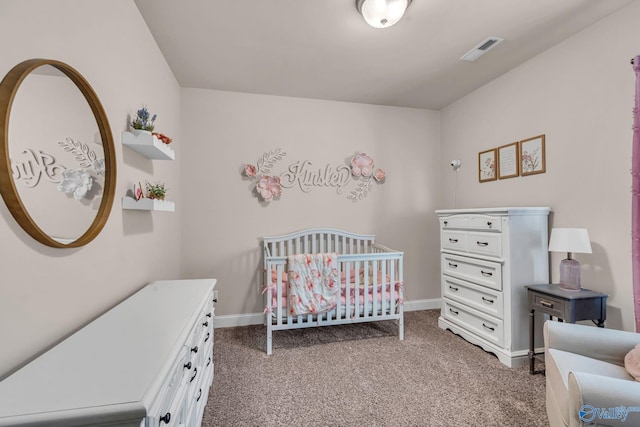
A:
[{"xmin": 202, "ymin": 310, "xmax": 547, "ymax": 426}]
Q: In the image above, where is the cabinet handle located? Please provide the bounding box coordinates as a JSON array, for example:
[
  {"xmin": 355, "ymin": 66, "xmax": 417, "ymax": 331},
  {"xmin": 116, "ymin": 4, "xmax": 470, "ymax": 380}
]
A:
[
  {"xmin": 191, "ymin": 345, "xmax": 198, "ymax": 353},
  {"xmin": 203, "ymin": 321, "xmax": 209, "ymax": 327},
  {"xmin": 480, "ymin": 270, "xmax": 493, "ymax": 277},
  {"xmin": 482, "ymin": 323, "xmax": 495, "ymax": 332},
  {"xmin": 196, "ymin": 388, "xmax": 203, "ymax": 402},
  {"xmin": 184, "ymin": 361, "xmax": 192, "ymax": 370},
  {"xmin": 449, "ymin": 308, "xmax": 459, "ymax": 315},
  {"xmin": 448, "ymin": 285, "xmax": 459, "ymax": 292},
  {"xmin": 159, "ymin": 413, "xmax": 171, "ymax": 424},
  {"xmin": 205, "ymin": 332, "xmax": 211, "ymax": 343},
  {"xmin": 481, "ymin": 297, "xmax": 494, "ymax": 304},
  {"xmin": 213, "ymin": 297, "xmax": 218, "ymax": 303},
  {"xmin": 449, "ymin": 238, "xmax": 458, "ymax": 243},
  {"xmin": 476, "ymin": 241, "xmax": 489, "ymax": 247},
  {"xmin": 190, "ymin": 367, "xmax": 198, "ymax": 383},
  {"xmin": 487, "ymin": 221, "xmax": 492, "ymax": 227},
  {"xmin": 443, "ymin": 221, "xmax": 448, "ymax": 226},
  {"xmin": 448, "ymin": 262, "xmax": 458, "ymax": 268},
  {"xmin": 206, "ymin": 312, "xmax": 212, "ymax": 318},
  {"xmin": 540, "ymin": 300, "xmax": 554, "ymax": 309},
  {"xmin": 207, "ymin": 356, "xmax": 212, "ymax": 367}
]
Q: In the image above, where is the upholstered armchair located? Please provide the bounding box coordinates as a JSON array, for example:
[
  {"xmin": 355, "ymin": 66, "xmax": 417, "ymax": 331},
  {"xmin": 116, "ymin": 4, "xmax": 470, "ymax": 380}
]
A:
[{"xmin": 544, "ymin": 320, "xmax": 640, "ymax": 426}]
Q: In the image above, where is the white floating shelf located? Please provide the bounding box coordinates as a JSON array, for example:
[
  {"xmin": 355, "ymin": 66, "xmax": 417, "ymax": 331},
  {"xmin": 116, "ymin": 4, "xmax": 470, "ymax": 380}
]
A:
[
  {"xmin": 122, "ymin": 197, "xmax": 175, "ymax": 212},
  {"xmin": 122, "ymin": 131, "xmax": 175, "ymax": 160}
]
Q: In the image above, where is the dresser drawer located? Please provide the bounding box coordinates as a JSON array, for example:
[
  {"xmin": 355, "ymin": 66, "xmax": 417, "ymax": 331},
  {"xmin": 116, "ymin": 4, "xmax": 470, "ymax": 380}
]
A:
[
  {"xmin": 155, "ymin": 380, "xmax": 189, "ymax": 427},
  {"xmin": 467, "ymin": 232, "xmax": 502, "ymax": 258},
  {"xmin": 149, "ymin": 346, "xmax": 190, "ymax": 425},
  {"xmin": 443, "ymin": 299, "xmax": 504, "ymax": 347},
  {"xmin": 442, "ymin": 254, "xmax": 502, "ymax": 291},
  {"xmin": 441, "ymin": 230, "xmax": 467, "ymax": 252},
  {"xmin": 442, "ymin": 276, "xmax": 503, "ymax": 319},
  {"xmin": 440, "ymin": 214, "xmax": 502, "ymax": 232}
]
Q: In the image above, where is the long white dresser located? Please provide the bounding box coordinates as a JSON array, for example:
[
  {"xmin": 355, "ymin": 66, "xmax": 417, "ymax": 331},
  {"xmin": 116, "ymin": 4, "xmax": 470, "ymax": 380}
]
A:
[
  {"xmin": 435, "ymin": 207, "xmax": 549, "ymax": 367},
  {"xmin": 0, "ymin": 279, "xmax": 216, "ymax": 427}
]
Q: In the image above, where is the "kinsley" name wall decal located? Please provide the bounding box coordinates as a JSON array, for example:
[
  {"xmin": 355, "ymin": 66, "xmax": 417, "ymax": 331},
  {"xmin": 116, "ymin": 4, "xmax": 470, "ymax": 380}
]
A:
[{"xmin": 242, "ymin": 149, "xmax": 386, "ymax": 203}]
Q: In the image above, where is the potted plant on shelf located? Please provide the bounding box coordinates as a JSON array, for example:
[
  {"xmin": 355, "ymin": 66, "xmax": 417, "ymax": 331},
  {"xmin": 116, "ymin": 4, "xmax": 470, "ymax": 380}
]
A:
[
  {"xmin": 131, "ymin": 105, "xmax": 156, "ymax": 135},
  {"xmin": 146, "ymin": 181, "xmax": 167, "ymax": 200}
]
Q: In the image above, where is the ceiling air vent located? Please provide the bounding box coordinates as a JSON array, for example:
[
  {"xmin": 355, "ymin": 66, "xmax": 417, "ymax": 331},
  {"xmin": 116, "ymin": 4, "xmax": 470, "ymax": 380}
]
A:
[{"xmin": 460, "ymin": 37, "xmax": 504, "ymax": 62}]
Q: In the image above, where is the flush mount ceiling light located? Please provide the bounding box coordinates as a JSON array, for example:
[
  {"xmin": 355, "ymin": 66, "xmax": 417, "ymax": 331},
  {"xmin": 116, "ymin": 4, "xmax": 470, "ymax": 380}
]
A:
[{"xmin": 356, "ymin": 0, "xmax": 412, "ymax": 29}]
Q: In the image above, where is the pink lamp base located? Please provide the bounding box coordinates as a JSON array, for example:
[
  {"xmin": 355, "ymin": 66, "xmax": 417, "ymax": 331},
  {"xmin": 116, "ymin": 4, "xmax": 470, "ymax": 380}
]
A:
[{"xmin": 558, "ymin": 258, "xmax": 581, "ymax": 291}]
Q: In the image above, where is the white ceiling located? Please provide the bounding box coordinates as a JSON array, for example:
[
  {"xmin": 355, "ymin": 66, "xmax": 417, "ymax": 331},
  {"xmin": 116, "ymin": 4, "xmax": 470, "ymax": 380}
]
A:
[{"xmin": 134, "ymin": 0, "xmax": 633, "ymax": 110}]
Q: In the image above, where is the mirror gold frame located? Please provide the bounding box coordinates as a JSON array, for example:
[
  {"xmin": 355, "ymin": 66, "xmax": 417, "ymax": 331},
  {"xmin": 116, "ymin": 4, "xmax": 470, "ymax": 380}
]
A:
[{"xmin": 0, "ymin": 59, "xmax": 116, "ymax": 248}]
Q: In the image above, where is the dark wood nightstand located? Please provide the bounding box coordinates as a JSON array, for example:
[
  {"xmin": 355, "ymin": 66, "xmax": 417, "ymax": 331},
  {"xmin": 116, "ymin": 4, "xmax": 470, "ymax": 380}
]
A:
[{"xmin": 525, "ymin": 284, "xmax": 607, "ymax": 374}]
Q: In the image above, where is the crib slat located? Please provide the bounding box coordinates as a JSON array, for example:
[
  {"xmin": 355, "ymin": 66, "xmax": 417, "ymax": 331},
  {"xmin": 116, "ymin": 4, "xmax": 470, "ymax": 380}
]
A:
[
  {"xmin": 363, "ymin": 261, "xmax": 377, "ymax": 317},
  {"xmin": 389, "ymin": 259, "xmax": 395, "ymax": 315},
  {"xmin": 363, "ymin": 260, "xmax": 370, "ymax": 318},
  {"xmin": 372, "ymin": 260, "xmax": 377, "ymax": 318},
  {"xmin": 381, "ymin": 259, "xmax": 387, "ymax": 315},
  {"xmin": 277, "ymin": 263, "xmax": 284, "ymax": 326}
]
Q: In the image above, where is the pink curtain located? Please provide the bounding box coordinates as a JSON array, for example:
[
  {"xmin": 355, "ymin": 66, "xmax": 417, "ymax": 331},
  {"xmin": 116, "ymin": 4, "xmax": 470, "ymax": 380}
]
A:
[{"xmin": 633, "ymin": 55, "xmax": 640, "ymax": 332}]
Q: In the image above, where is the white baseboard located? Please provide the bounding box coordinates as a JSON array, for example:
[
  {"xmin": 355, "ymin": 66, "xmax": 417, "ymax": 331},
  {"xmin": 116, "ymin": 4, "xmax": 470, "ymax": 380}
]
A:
[
  {"xmin": 403, "ymin": 298, "xmax": 441, "ymax": 312},
  {"xmin": 214, "ymin": 298, "xmax": 442, "ymax": 328}
]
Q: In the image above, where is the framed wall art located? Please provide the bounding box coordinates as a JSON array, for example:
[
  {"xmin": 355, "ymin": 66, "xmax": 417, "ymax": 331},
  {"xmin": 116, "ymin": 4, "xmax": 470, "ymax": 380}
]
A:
[
  {"xmin": 520, "ymin": 134, "xmax": 546, "ymax": 176},
  {"xmin": 478, "ymin": 148, "xmax": 497, "ymax": 182},
  {"xmin": 497, "ymin": 142, "xmax": 519, "ymax": 179}
]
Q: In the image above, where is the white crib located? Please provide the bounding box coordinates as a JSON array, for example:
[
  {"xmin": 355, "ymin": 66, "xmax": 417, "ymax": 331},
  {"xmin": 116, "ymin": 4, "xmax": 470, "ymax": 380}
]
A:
[{"xmin": 263, "ymin": 228, "xmax": 404, "ymax": 355}]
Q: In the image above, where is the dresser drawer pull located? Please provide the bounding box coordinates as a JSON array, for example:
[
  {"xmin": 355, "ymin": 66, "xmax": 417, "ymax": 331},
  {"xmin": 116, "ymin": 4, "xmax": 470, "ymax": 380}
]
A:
[
  {"xmin": 196, "ymin": 388, "xmax": 203, "ymax": 402},
  {"xmin": 487, "ymin": 221, "xmax": 492, "ymax": 227},
  {"xmin": 213, "ymin": 297, "xmax": 218, "ymax": 303},
  {"xmin": 448, "ymin": 262, "xmax": 458, "ymax": 268},
  {"xmin": 480, "ymin": 270, "xmax": 493, "ymax": 277},
  {"xmin": 448, "ymin": 238, "xmax": 458, "ymax": 243},
  {"xmin": 476, "ymin": 241, "xmax": 489, "ymax": 247},
  {"xmin": 191, "ymin": 345, "xmax": 198, "ymax": 353},
  {"xmin": 184, "ymin": 361, "xmax": 192, "ymax": 370},
  {"xmin": 448, "ymin": 285, "xmax": 459, "ymax": 292},
  {"xmin": 481, "ymin": 297, "xmax": 494, "ymax": 304},
  {"xmin": 443, "ymin": 221, "xmax": 448, "ymax": 226},
  {"xmin": 207, "ymin": 356, "xmax": 212, "ymax": 367},
  {"xmin": 159, "ymin": 413, "xmax": 171, "ymax": 424},
  {"xmin": 190, "ymin": 367, "xmax": 198, "ymax": 383},
  {"xmin": 203, "ymin": 321, "xmax": 209, "ymax": 327},
  {"xmin": 206, "ymin": 312, "xmax": 212, "ymax": 318},
  {"xmin": 205, "ymin": 332, "xmax": 211, "ymax": 343},
  {"xmin": 540, "ymin": 300, "xmax": 554, "ymax": 309},
  {"xmin": 449, "ymin": 308, "xmax": 459, "ymax": 315},
  {"xmin": 482, "ymin": 323, "xmax": 495, "ymax": 332}
]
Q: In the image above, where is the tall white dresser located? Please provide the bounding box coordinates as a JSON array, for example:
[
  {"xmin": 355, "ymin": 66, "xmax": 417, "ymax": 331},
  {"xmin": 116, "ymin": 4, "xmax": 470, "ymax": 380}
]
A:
[
  {"xmin": 435, "ymin": 207, "xmax": 550, "ymax": 367},
  {"xmin": 0, "ymin": 279, "xmax": 216, "ymax": 427}
]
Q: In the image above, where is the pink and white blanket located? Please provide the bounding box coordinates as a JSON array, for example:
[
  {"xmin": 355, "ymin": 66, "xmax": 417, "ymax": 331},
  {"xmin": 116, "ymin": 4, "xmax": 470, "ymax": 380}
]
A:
[{"xmin": 286, "ymin": 253, "xmax": 339, "ymax": 316}]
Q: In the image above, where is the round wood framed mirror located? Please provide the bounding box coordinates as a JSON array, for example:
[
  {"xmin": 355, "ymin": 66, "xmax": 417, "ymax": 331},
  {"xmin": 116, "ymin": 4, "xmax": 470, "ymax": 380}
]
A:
[{"xmin": 0, "ymin": 59, "xmax": 116, "ymax": 248}]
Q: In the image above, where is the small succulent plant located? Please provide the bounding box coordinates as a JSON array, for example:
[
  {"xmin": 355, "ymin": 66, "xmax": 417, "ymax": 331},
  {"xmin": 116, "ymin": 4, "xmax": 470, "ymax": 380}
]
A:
[{"xmin": 146, "ymin": 181, "xmax": 167, "ymax": 200}]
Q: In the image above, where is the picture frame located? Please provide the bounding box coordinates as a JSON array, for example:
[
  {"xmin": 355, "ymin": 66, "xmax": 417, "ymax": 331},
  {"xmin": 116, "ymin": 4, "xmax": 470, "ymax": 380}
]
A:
[
  {"xmin": 497, "ymin": 142, "xmax": 519, "ymax": 179},
  {"xmin": 478, "ymin": 148, "xmax": 497, "ymax": 182},
  {"xmin": 520, "ymin": 134, "xmax": 546, "ymax": 176}
]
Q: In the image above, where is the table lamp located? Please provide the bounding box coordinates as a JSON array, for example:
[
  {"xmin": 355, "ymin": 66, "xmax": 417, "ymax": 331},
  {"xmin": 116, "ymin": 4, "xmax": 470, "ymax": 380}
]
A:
[{"xmin": 548, "ymin": 228, "xmax": 592, "ymax": 290}]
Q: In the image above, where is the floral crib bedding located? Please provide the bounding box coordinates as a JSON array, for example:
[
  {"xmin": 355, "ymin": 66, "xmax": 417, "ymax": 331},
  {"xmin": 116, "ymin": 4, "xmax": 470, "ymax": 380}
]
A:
[{"xmin": 264, "ymin": 260, "xmax": 404, "ymax": 317}]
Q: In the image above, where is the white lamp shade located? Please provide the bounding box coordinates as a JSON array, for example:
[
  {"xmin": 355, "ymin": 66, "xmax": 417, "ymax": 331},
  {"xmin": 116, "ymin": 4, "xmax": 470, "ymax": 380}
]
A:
[
  {"xmin": 358, "ymin": 0, "xmax": 410, "ymax": 28},
  {"xmin": 548, "ymin": 228, "xmax": 592, "ymax": 254}
]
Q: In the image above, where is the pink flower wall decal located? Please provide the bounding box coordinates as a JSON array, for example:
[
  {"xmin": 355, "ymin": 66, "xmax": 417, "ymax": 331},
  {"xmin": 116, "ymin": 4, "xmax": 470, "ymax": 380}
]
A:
[
  {"xmin": 373, "ymin": 168, "xmax": 386, "ymax": 182},
  {"xmin": 256, "ymin": 175, "xmax": 282, "ymax": 202},
  {"xmin": 350, "ymin": 153, "xmax": 374, "ymax": 177},
  {"xmin": 244, "ymin": 164, "xmax": 257, "ymax": 177}
]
